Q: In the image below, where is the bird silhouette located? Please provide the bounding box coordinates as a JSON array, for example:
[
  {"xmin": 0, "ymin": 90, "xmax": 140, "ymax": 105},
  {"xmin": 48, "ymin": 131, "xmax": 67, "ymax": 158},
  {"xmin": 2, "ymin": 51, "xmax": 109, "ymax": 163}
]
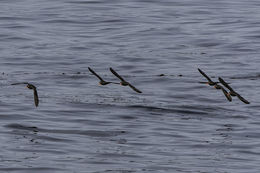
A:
[
  {"xmin": 11, "ymin": 82, "xmax": 39, "ymax": 107},
  {"xmin": 198, "ymin": 68, "xmax": 231, "ymax": 101},
  {"xmin": 88, "ymin": 67, "xmax": 119, "ymax": 85},
  {"xmin": 198, "ymin": 68, "xmax": 219, "ymax": 86},
  {"xmin": 218, "ymin": 77, "xmax": 250, "ymax": 104},
  {"xmin": 110, "ymin": 67, "xmax": 142, "ymax": 93}
]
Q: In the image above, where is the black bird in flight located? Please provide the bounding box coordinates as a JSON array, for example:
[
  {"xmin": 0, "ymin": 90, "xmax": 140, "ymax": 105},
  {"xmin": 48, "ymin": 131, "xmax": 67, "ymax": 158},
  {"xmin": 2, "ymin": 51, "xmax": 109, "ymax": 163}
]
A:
[
  {"xmin": 198, "ymin": 68, "xmax": 219, "ymax": 86},
  {"xmin": 218, "ymin": 77, "xmax": 250, "ymax": 104},
  {"xmin": 11, "ymin": 82, "xmax": 39, "ymax": 107},
  {"xmin": 88, "ymin": 67, "xmax": 119, "ymax": 85},
  {"xmin": 198, "ymin": 68, "xmax": 232, "ymax": 101},
  {"xmin": 110, "ymin": 67, "xmax": 142, "ymax": 93}
]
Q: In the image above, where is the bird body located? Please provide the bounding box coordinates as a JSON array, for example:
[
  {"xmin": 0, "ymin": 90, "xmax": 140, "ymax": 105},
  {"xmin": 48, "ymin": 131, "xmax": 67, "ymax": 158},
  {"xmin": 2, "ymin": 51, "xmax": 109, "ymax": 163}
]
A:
[
  {"xmin": 198, "ymin": 68, "xmax": 231, "ymax": 102},
  {"xmin": 88, "ymin": 67, "xmax": 119, "ymax": 86},
  {"xmin": 99, "ymin": 81, "xmax": 112, "ymax": 85},
  {"xmin": 110, "ymin": 67, "xmax": 142, "ymax": 93},
  {"xmin": 198, "ymin": 68, "xmax": 219, "ymax": 86},
  {"xmin": 218, "ymin": 77, "xmax": 250, "ymax": 104},
  {"xmin": 11, "ymin": 82, "xmax": 39, "ymax": 107}
]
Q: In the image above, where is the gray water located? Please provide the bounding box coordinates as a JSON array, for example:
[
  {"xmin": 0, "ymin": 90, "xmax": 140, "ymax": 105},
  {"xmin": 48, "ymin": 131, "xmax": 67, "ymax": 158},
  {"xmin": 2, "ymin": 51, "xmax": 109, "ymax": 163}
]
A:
[{"xmin": 0, "ymin": 0, "xmax": 259, "ymax": 172}]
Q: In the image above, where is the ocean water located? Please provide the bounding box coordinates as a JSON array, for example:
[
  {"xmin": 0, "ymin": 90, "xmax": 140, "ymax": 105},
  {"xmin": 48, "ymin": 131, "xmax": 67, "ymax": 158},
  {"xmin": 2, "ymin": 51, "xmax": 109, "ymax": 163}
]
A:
[{"xmin": 0, "ymin": 0, "xmax": 259, "ymax": 172}]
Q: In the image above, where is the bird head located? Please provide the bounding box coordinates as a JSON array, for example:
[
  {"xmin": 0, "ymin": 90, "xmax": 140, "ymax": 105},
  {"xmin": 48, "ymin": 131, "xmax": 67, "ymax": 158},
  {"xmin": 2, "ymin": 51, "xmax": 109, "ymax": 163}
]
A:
[{"xmin": 27, "ymin": 84, "xmax": 34, "ymax": 90}]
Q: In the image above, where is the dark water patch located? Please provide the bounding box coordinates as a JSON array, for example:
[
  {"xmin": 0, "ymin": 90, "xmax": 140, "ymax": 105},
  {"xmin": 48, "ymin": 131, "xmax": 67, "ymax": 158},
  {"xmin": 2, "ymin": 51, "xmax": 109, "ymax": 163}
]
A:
[
  {"xmin": 128, "ymin": 105, "xmax": 170, "ymax": 112},
  {"xmin": 69, "ymin": 46, "xmax": 89, "ymax": 51},
  {"xmin": 36, "ymin": 134, "xmax": 75, "ymax": 143},
  {"xmin": 128, "ymin": 141, "xmax": 160, "ymax": 147},
  {"xmin": 243, "ymin": 34, "xmax": 260, "ymax": 40},
  {"xmin": 208, "ymin": 20, "xmax": 246, "ymax": 26},
  {"xmin": 66, "ymin": 0, "xmax": 107, "ymax": 4},
  {"xmin": 194, "ymin": 40, "xmax": 223, "ymax": 48},
  {"xmin": 71, "ymin": 118, "xmax": 112, "ymax": 126},
  {"xmin": 93, "ymin": 170, "xmax": 136, "ymax": 173},
  {"xmin": 230, "ymin": 74, "xmax": 260, "ymax": 80},
  {"xmin": 116, "ymin": 115, "xmax": 138, "ymax": 120},
  {"xmin": 3, "ymin": 25, "xmax": 31, "ymax": 29},
  {"xmin": 128, "ymin": 105, "xmax": 209, "ymax": 116},
  {"xmin": 87, "ymin": 160, "xmax": 120, "ymax": 165},
  {"xmin": 12, "ymin": 148, "xmax": 66, "ymax": 155},
  {"xmin": 60, "ymin": 73, "xmax": 88, "ymax": 80},
  {"xmin": 0, "ymin": 16, "xmax": 33, "ymax": 21},
  {"xmin": 0, "ymin": 34, "xmax": 9, "ymax": 38},
  {"xmin": 216, "ymin": 127, "xmax": 233, "ymax": 132},
  {"xmin": 0, "ymin": 167, "xmax": 64, "ymax": 172},
  {"xmin": 110, "ymin": 138, "xmax": 128, "ymax": 144},
  {"xmin": 235, "ymin": 149, "xmax": 260, "ymax": 156},
  {"xmin": 0, "ymin": 113, "xmax": 28, "ymax": 120},
  {"xmin": 41, "ymin": 129, "xmax": 126, "ymax": 137},
  {"xmin": 151, "ymin": 129, "xmax": 188, "ymax": 138},
  {"xmin": 225, "ymin": 156, "xmax": 259, "ymax": 162},
  {"xmin": 146, "ymin": 165, "xmax": 183, "ymax": 172},
  {"xmin": 0, "ymin": 36, "xmax": 33, "ymax": 42},
  {"xmin": 5, "ymin": 124, "xmax": 39, "ymax": 132},
  {"xmin": 40, "ymin": 19, "xmax": 92, "ymax": 25},
  {"xmin": 233, "ymin": 132, "xmax": 260, "ymax": 138},
  {"xmin": 5, "ymin": 123, "xmax": 126, "ymax": 137},
  {"xmin": 100, "ymin": 19, "xmax": 128, "ymax": 24},
  {"xmin": 97, "ymin": 152, "xmax": 142, "ymax": 159}
]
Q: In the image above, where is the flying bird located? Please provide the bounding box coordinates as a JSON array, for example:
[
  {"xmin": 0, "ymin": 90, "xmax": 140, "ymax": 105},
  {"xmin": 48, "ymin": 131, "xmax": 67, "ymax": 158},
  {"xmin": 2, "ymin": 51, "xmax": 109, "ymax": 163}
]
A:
[
  {"xmin": 198, "ymin": 68, "xmax": 219, "ymax": 87},
  {"xmin": 11, "ymin": 82, "xmax": 39, "ymax": 107},
  {"xmin": 110, "ymin": 67, "xmax": 142, "ymax": 93},
  {"xmin": 88, "ymin": 67, "xmax": 119, "ymax": 85},
  {"xmin": 198, "ymin": 68, "xmax": 232, "ymax": 101},
  {"xmin": 218, "ymin": 77, "xmax": 250, "ymax": 104},
  {"xmin": 219, "ymin": 85, "xmax": 232, "ymax": 102}
]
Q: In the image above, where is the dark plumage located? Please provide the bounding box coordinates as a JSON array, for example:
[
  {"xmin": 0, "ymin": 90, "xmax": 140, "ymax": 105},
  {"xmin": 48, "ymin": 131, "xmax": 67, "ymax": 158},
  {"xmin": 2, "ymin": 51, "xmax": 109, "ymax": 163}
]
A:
[
  {"xmin": 110, "ymin": 67, "xmax": 142, "ymax": 93},
  {"xmin": 198, "ymin": 68, "xmax": 219, "ymax": 86},
  {"xmin": 88, "ymin": 67, "xmax": 119, "ymax": 85},
  {"xmin": 11, "ymin": 82, "xmax": 39, "ymax": 107},
  {"xmin": 198, "ymin": 68, "xmax": 231, "ymax": 102},
  {"xmin": 218, "ymin": 77, "xmax": 250, "ymax": 104}
]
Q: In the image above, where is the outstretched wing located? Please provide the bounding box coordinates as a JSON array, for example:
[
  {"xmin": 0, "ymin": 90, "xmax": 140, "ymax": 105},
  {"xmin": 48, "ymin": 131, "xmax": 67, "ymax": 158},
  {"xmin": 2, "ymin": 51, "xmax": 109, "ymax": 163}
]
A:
[
  {"xmin": 88, "ymin": 67, "xmax": 104, "ymax": 81},
  {"xmin": 198, "ymin": 68, "xmax": 213, "ymax": 83},
  {"xmin": 128, "ymin": 83, "xmax": 142, "ymax": 93},
  {"xmin": 236, "ymin": 93, "xmax": 250, "ymax": 104},
  {"xmin": 219, "ymin": 77, "xmax": 249, "ymax": 104},
  {"xmin": 11, "ymin": 82, "xmax": 29, "ymax": 85},
  {"xmin": 110, "ymin": 68, "xmax": 126, "ymax": 82},
  {"xmin": 33, "ymin": 88, "xmax": 39, "ymax": 107},
  {"xmin": 218, "ymin": 77, "xmax": 234, "ymax": 92},
  {"xmin": 221, "ymin": 86, "xmax": 232, "ymax": 102}
]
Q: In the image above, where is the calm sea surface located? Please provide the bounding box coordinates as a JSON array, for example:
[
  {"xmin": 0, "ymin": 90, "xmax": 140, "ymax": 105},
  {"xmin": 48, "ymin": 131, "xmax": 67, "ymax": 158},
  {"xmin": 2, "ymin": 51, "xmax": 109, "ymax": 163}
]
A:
[{"xmin": 0, "ymin": 0, "xmax": 259, "ymax": 172}]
